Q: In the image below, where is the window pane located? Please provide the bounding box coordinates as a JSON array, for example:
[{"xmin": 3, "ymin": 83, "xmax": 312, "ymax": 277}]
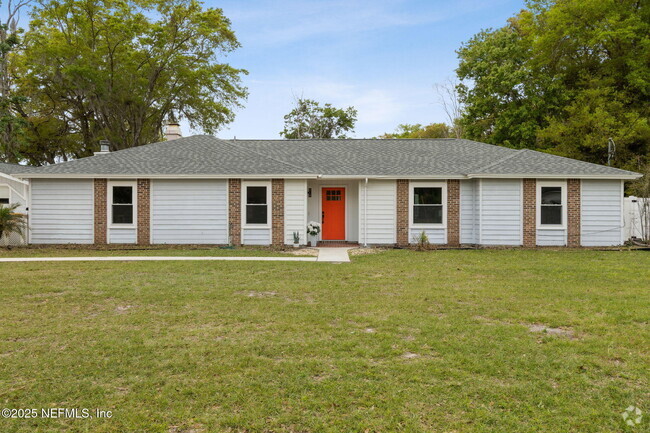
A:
[
  {"xmin": 541, "ymin": 206, "xmax": 562, "ymax": 225},
  {"xmin": 413, "ymin": 205, "xmax": 443, "ymax": 224},
  {"xmin": 113, "ymin": 186, "xmax": 133, "ymax": 204},
  {"xmin": 246, "ymin": 205, "xmax": 267, "ymax": 224},
  {"xmin": 112, "ymin": 204, "xmax": 133, "ymax": 224},
  {"xmin": 326, "ymin": 190, "xmax": 342, "ymax": 201},
  {"xmin": 0, "ymin": 198, "xmax": 8, "ymax": 205},
  {"xmin": 541, "ymin": 187, "xmax": 562, "ymax": 205},
  {"xmin": 414, "ymin": 187, "xmax": 442, "ymax": 205},
  {"xmin": 247, "ymin": 186, "xmax": 267, "ymax": 204}
]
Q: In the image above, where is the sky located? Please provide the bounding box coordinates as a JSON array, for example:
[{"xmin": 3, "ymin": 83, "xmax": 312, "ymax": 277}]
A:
[
  {"xmin": 1, "ymin": 0, "xmax": 527, "ymax": 140},
  {"xmin": 198, "ymin": 0, "xmax": 527, "ymax": 140}
]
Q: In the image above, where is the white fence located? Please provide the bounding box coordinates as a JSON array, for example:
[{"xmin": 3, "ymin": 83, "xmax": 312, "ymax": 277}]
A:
[{"xmin": 624, "ymin": 197, "xmax": 650, "ymax": 242}]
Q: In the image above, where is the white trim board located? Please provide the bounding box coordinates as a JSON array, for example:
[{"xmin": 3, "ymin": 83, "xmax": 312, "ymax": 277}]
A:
[
  {"xmin": 241, "ymin": 180, "xmax": 272, "ymax": 229},
  {"xmin": 536, "ymin": 180, "xmax": 568, "ymax": 230}
]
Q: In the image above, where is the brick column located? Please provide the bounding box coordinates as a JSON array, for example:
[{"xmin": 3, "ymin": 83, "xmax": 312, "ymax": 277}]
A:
[
  {"xmin": 567, "ymin": 179, "xmax": 581, "ymax": 247},
  {"xmin": 94, "ymin": 179, "xmax": 107, "ymax": 245},
  {"xmin": 272, "ymin": 179, "xmax": 285, "ymax": 247},
  {"xmin": 137, "ymin": 179, "xmax": 150, "ymax": 245},
  {"xmin": 447, "ymin": 180, "xmax": 460, "ymax": 246},
  {"xmin": 228, "ymin": 179, "xmax": 241, "ymax": 246},
  {"xmin": 522, "ymin": 179, "xmax": 536, "ymax": 247},
  {"xmin": 396, "ymin": 179, "xmax": 409, "ymax": 247}
]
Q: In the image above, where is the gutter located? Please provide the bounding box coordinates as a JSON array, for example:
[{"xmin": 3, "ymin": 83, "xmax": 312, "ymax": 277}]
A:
[
  {"xmin": 14, "ymin": 173, "xmax": 321, "ymax": 180},
  {"xmin": 14, "ymin": 173, "xmax": 641, "ymax": 181},
  {"xmin": 465, "ymin": 173, "xmax": 642, "ymax": 180}
]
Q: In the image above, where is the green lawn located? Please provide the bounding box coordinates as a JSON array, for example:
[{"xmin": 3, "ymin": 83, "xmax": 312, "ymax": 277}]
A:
[
  {"xmin": 0, "ymin": 245, "xmax": 304, "ymax": 258},
  {"xmin": 1, "ymin": 249, "xmax": 648, "ymax": 432}
]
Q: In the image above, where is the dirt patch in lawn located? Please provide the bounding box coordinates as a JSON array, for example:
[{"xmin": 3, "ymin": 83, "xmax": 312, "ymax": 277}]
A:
[
  {"xmin": 284, "ymin": 248, "xmax": 319, "ymax": 256},
  {"xmin": 349, "ymin": 247, "xmax": 387, "ymax": 256},
  {"xmin": 528, "ymin": 324, "xmax": 575, "ymax": 339},
  {"xmin": 239, "ymin": 291, "xmax": 278, "ymax": 298}
]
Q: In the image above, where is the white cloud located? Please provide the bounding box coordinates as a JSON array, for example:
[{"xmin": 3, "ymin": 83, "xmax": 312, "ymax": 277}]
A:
[
  {"xmin": 222, "ymin": 0, "xmax": 506, "ymax": 46},
  {"xmin": 215, "ymin": 75, "xmax": 441, "ymax": 139}
]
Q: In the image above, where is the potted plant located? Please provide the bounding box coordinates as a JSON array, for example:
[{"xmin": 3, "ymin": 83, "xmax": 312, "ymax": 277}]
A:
[
  {"xmin": 292, "ymin": 231, "xmax": 300, "ymax": 248},
  {"xmin": 306, "ymin": 221, "xmax": 321, "ymax": 247}
]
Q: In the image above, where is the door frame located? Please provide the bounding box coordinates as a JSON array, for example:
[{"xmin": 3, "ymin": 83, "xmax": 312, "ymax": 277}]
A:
[{"xmin": 319, "ymin": 185, "xmax": 347, "ymax": 241}]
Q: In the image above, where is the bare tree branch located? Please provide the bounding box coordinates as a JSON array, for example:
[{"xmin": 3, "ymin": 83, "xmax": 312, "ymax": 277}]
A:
[{"xmin": 433, "ymin": 78, "xmax": 465, "ymax": 139}]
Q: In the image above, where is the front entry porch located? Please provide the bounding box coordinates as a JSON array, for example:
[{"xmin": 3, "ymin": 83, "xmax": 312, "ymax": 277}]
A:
[{"xmin": 307, "ymin": 179, "xmax": 360, "ymax": 244}]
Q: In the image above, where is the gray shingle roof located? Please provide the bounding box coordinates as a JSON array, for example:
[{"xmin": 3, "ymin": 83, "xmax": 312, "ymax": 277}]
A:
[
  {"xmin": 469, "ymin": 148, "xmax": 636, "ymax": 176},
  {"xmin": 231, "ymin": 138, "xmax": 519, "ymax": 176},
  {"xmin": 13, "ymin": 135, "xmax": 641, "ymax": 179},
  {"xmin": 17, "ymin": 136, "xmax": 309, "ymax": 176},
  {"xmin": 0, "ymin": 162, "xmax": 34, "ymax": 174}
]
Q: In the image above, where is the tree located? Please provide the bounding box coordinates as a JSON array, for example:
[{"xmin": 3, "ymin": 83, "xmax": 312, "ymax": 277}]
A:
[
  {"xmin": 0, "ymin": 0, "xmax": 31, "ymax": 163},
  {"xmin": 0, "ymin": 203, "xmax": 25, "ymax": 247},
  {"xmin": 456, "ymin": 0, "xmax": 650, "ymax": 171},
  {"xmin": 11, "ymin": 0, "xmax": 247, "ymax": 164},
  {"xmin": 456, "ymin": 19, "xmax": 564, "ymax": 150},
  {"xmin": 280, "ymin": 98, "xmax": 357, "ymax": 139},
  {"xmin": 380, "ymin": 123, "xmax": 451, "ymax": 139},
  {"xmin": 433, "ymin": 79, "xmax": 464, "ymax": 139}
]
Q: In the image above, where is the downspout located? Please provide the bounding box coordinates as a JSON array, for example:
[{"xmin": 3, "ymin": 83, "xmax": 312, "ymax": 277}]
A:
[{"xmin": 364, "ymin": 178, "xmax": 368, "ymax": 247}]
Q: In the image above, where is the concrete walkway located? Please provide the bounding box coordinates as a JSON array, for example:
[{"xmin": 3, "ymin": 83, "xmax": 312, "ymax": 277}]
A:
[
  {"xmin": 0, "ymin": 249, "xmax": 352, "ymax": 263},
  {"xmin": 316, "ymin": 247, "xmax": 351, "ymax": 263}
]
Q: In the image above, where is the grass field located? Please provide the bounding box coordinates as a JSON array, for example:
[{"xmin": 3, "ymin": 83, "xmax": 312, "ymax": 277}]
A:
[
  {"xmin": 0, "ymin": 245, "xmax": 302, "ymax": 258},
  {"xmin": 1, "ymin": 249, "xmax": 648, "ymax": 432}
]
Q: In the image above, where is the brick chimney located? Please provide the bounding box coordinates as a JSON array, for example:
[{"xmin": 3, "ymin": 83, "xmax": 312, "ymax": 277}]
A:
[
  {"xmin": 165, "ymin": 122, "xmax": 182, "ymax": 141},
  {"xmin": 94, "ymin": 140, "xmax": 111, "ymax": 156}
]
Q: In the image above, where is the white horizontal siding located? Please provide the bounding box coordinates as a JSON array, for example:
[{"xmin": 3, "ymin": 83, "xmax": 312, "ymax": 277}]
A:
[
  {"xmin": 109, "ymin": 227, "xmax": 136, "ymax": 244},
  {"xmin": 582, "ymin": 180, "xmax": 622, "ymax": 246},
  {"xmin": 243, "ymin": 228, "xmax": 271, "ymax": 246},
  {"xmin": 30, "ymin": 179, "xmax": 94, "ymax": 244},
  {"xmin": 537, "ymin": 229, "xmax": 565, "ymax": 246},
  {"xmin": 480, "ymin": 179, "xmax": 522, "ymax": 246},
  {"xmin": 284, "ymin": 179, "xmax": 307, "ymax": 245},
  {"xmin": 359, "ymin": 180, "xmax": 396, "ymax": 245},
  {"xmin": 409, "ymin": 228, "xmax": 446, "ymax": 244},
  {"xmin": 0, "ymin": 185, "xmax": 9, "ymax": 200},
  {"xmin": 151, "ymin": 180, "xmax": 228, "ymax": 244},
  {"xmin": 460, "ymin": 179, "xmax": 478, "ymax": 244},
  {"xmin": 0, "ymin": 176, "xmax": 28, "ymax": 207}
]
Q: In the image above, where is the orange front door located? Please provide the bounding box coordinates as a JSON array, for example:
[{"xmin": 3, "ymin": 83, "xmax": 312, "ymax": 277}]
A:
[{"xmin": 322, "ymin": 188, "xmax": 346, "ymax": 240}]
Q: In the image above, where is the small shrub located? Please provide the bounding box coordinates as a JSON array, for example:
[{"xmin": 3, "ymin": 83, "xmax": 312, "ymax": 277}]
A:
[
  {"xmin": 412, "ymin": 230, "xmax": 430, "ymax": 251},
  {"xmin": 0, "ymin": 203, "xmax": 26, "ymax": 248}
]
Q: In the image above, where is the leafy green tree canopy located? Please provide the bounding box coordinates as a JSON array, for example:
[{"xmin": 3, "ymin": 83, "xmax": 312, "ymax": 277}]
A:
[
  {"xmin": 456, "ymin": 0, "xmax": 650, "ymax": 171},
  {"xmin": 280, "ymin": 98, "xmax": 357, "ymax": 139},
  {"xmin": 12, "ymin": 0, "xmax": 247, "ymax": 164},
  {"xmin": 0, "ymin": 0, "xmax": 29, "ymax": 163},
  {"xmin": 380, "ymin": 123, "xmax": 452, "ymax": 139}
]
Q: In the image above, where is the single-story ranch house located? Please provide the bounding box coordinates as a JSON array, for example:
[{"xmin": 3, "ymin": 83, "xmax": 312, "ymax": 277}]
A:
[{"xmin": 4, "ymin": 135, "xmax": 642, "ymax": 247}]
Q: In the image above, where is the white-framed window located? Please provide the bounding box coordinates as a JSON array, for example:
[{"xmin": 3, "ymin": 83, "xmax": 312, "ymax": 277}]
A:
[
  {"xmin": 0, "ymin": 185, "xmax": 9, "ymax": 205},
  {"xmin": 537, "ymin": 180, "xmax": 567, "ymax": 228},
  {"xmin": 242, "ymin": 181, "xmax": 271, "ymax": 227},
  {"xmin": 108, "ymin": 181, "xmax": 137, "ymax": 227},
  {"xmin": 409, "ymin": 181, "xmax": 446, "ymax": 227}
]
